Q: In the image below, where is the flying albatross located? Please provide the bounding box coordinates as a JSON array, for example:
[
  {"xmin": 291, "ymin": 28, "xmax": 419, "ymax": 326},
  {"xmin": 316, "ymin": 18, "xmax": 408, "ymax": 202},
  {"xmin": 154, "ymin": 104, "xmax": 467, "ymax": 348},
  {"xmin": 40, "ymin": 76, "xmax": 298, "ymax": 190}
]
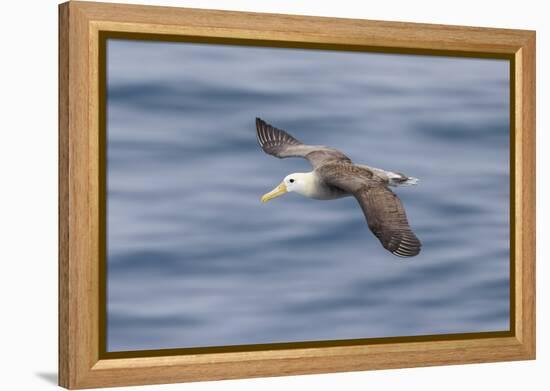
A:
[{"xmin": 256, "ymin": 117, "xmax": 422, "ymax": 257}]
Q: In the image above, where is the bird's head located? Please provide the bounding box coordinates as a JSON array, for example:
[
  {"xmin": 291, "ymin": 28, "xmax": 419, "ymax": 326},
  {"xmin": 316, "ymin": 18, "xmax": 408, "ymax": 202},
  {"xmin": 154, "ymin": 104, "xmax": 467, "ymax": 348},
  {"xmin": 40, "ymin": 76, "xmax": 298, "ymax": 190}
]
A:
[{"xmin": 261, "ymin": 173, "xmax": 312, "ymax": 203}]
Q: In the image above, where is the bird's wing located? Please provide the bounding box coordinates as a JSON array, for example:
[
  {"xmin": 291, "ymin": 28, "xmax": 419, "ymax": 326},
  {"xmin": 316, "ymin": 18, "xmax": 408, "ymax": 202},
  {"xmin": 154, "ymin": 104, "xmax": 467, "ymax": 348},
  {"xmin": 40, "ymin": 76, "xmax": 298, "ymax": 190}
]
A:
[
  {"xmin": 356, "ymin": 186, "xmax": 422, "ymax": 257},
  {"xmin": 256, "ymin": 118, "xmax": 351, "ymax": 169},
  {"xmin": 320, "ymin": 164, "xmax": 421, "ymax": 257}
]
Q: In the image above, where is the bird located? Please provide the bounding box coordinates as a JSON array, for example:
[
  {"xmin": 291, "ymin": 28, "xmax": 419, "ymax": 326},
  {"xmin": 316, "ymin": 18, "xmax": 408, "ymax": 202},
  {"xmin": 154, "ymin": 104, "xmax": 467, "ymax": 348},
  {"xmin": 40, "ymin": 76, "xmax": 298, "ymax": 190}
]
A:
[{"xmin": 256, "ymin": 117, "xmax": 421, "ymax": 257}]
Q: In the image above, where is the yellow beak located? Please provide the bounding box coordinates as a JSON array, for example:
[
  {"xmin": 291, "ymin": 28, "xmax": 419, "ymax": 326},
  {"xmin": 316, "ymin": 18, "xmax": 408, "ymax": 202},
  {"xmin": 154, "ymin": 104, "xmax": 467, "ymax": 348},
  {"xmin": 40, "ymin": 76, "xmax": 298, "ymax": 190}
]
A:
[{"xmin": 261, "ymin": 182, "xmax": 287, "ymax": 203}]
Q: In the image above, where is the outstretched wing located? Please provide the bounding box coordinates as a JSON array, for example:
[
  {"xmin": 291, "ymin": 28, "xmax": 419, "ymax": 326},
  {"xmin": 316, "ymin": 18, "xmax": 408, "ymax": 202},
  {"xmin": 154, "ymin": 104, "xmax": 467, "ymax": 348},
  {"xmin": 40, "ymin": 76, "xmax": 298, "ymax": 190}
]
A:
[
  {"xmin": 319, "ymin": 164, "xmax": 421, "ymax": 257},
  {"xmin": 356, "ymin": 186, "xmax": 421, "ymax": 257},
  {"xmin": 256, "ymin": 118, "xmax": 351, "ymax": 169}
]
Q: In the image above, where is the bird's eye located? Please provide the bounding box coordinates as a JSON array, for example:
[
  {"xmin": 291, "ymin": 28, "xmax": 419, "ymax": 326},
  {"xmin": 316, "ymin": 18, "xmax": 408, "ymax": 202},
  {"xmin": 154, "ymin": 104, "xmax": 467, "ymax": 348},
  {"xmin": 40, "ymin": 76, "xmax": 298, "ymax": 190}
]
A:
[{"xmin": 289, "ymin": 179, "xmax": 295, "ymax": 183}]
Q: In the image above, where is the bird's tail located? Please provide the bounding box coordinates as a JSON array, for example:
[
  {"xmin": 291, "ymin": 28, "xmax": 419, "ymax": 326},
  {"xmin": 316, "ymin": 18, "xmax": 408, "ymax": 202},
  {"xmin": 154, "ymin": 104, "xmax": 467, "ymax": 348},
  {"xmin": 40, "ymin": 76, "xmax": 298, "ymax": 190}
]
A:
[
  {"xmin": 356, "ymin": 165, "xmax": 419, "ymax": 187},
  {"xmin": 402, "ymin": 176, "xmax": 419, "ymax": 186},
  {"xmin": 388, "ymin": 173, "xmax": 419, "ymax": 186}
]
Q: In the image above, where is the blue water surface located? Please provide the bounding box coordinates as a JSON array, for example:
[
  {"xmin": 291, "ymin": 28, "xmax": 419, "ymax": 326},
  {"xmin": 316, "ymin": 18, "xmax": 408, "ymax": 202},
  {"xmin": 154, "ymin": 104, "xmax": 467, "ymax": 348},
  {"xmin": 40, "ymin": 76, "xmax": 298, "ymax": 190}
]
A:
[{"xmin": 106, "ymin": 39, "xmax": 510, "ymax": 352}]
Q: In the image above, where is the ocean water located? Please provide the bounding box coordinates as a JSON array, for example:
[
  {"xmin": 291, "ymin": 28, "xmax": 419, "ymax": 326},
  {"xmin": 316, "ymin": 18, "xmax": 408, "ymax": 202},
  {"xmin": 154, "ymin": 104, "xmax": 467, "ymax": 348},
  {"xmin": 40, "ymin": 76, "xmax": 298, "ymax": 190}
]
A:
[{"xmin": 106, "ymin": 39, "xmax": 510, "ymax": 352}]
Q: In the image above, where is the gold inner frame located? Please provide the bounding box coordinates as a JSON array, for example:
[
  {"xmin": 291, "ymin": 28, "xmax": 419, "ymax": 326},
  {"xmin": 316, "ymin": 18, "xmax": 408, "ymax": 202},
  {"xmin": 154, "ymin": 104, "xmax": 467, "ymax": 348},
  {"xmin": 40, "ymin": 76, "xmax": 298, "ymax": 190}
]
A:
[{"xmin": 97, "ymin": 30, "xmax": 516, "ymax": 360}]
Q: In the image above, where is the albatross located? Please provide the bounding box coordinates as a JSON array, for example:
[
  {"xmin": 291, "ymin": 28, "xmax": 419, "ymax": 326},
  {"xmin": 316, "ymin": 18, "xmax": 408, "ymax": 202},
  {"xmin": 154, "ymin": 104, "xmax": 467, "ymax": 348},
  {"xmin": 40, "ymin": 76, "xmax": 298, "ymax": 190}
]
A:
[{"xmin": 256, "ymin": 117, "xmax": 422, "ymax": 257}]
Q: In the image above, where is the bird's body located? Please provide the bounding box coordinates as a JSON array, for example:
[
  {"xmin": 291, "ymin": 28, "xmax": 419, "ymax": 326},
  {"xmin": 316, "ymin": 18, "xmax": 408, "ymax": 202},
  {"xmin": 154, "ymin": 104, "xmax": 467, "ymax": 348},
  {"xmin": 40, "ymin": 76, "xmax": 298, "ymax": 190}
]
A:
[
  {"xmin": 256, "ymin": 117, "xmax": 422, "ymax": 257},
  {"xmin": 292, "ymin": 166, "xmax": 419, "ymax": 200}
]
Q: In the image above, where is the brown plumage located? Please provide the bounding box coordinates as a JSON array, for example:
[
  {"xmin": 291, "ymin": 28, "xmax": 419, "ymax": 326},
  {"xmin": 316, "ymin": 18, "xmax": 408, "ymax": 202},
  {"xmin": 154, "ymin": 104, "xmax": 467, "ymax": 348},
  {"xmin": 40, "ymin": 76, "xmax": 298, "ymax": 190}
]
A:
[{"xmin": 256, "ymin": 117, "xmax": 421, "ymax": 257}]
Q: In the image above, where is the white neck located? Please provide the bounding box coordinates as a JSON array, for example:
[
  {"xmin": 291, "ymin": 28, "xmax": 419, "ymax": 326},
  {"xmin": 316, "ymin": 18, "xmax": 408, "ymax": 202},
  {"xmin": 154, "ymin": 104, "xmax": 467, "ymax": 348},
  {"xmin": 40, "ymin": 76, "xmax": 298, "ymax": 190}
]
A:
[{"xmin": 296, "ymin": 172, "xmax": 317, "ymax": 197}]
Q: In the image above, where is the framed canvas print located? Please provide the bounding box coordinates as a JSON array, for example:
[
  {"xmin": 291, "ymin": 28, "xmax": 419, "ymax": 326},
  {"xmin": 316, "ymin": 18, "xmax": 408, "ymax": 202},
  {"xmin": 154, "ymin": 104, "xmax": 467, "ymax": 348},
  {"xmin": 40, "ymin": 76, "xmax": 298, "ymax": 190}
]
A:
[{"xmin": 58, "ymin": 1, "xmax": 536, "ymax": 389}]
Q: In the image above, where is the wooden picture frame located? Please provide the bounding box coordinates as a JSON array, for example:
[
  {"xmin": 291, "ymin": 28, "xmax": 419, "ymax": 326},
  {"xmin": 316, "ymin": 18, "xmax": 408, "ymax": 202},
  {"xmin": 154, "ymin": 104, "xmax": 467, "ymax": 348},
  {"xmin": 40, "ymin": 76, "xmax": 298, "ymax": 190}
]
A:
[{"xmin": 59, "ymin": 1, "xmax": 536, "ymax": 389}]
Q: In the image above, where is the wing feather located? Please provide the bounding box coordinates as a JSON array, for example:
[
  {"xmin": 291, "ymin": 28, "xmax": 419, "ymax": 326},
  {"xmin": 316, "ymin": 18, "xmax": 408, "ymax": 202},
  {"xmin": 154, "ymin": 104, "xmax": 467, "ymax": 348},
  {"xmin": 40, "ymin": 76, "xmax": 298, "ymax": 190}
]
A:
[
  {"xmin": 356, "ymin": 186, "xmax": 421, "ymax": 257},
  {"xmin": 255, "ymin": 118, "xmax": 351, "ymax": 168}
]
